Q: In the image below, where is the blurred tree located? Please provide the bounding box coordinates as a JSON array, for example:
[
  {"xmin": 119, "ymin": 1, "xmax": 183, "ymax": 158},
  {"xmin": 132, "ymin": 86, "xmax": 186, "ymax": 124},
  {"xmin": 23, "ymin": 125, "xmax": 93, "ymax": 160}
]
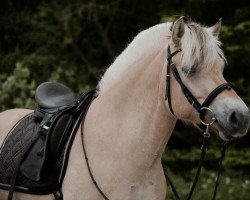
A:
[
  {"xmin": 0, "ymin": 1, "xmax": 250, "ymax": 198},
  {"xmin": 0, "ymin": 0, "xmax": 164, "ymax": 109},
  {"xmin": 0, "ymin": 0, "xmax": 249, "ymax": 142}
]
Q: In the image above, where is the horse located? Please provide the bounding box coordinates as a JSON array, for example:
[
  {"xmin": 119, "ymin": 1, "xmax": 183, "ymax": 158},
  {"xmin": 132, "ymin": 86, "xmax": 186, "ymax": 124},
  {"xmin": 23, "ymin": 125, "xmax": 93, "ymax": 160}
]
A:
[{"xmin": 0, "ymin": 16, "xmax": 249, "ymax": 200}]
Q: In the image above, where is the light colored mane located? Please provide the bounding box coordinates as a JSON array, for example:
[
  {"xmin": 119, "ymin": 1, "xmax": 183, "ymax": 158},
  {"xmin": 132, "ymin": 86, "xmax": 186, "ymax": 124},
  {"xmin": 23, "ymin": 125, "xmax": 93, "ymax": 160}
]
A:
[
  {"xmin": 98, "ymin": 23, "xmax": 172, "ymax": 92},
  {"xmin": 179, "ymin": 21, "xmax": 226, "ymax": 73},
  {"xmin": 98, "ymin": 20, "xmax": 226, "ymax": 92}
]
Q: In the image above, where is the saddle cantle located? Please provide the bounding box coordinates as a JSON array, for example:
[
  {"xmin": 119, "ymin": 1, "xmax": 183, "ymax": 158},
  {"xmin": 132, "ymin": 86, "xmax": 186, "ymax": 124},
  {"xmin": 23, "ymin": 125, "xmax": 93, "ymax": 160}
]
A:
[
  {"xmin": 0, "ymin": 82, "xmax": 96, "ymax": 198},
  {"xmin": 34, "ymin": 82, "xmax": 77, "ymax": 122},
  {"xmin": 35, "ymin": 82, "xmax": 77, "ymax": 110}
]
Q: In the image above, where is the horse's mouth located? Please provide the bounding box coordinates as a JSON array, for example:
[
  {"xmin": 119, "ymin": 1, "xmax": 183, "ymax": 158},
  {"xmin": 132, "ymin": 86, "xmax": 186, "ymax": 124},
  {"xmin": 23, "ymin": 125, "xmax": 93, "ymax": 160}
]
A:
[
  {"xmin": 215, "ymin": 121, "xmax": 247, "ymax": 141},
  {"xmin": 218, "ymin": 129, "xmax": 233, "ymax": 141}
]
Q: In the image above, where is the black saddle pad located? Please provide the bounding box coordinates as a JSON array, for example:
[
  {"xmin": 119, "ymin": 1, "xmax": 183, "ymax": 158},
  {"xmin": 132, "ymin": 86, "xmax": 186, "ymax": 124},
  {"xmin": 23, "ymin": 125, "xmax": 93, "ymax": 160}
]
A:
[
  {"xmin": 0, "ymin": 90, "xmax": 96, "ymax": 195},
  {"xmin": 0, "ymin": 114, "xmax": 58, "ymax": 194}
]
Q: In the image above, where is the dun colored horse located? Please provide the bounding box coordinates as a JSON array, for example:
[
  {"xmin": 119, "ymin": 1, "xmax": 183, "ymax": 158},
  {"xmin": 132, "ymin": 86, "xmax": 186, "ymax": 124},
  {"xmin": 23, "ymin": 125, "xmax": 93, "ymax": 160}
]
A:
[{"xmin": 0, "ymin": 17, "xmax": 249, "ymax": 200}]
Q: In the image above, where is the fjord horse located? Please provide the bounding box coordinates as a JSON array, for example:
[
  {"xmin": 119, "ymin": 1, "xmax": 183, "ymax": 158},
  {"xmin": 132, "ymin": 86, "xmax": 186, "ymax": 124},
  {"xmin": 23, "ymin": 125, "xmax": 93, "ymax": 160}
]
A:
[{"xmin": 0, "ymin": 17, "xmax": 249, "ymax": 200}]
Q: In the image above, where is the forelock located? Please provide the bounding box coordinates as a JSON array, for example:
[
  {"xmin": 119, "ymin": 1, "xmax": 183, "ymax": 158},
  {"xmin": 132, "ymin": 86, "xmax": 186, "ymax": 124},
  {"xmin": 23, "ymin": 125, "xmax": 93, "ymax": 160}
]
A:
[{"xmin": 180, "ymin": 21, "xmax": 226, "ymax": 72}]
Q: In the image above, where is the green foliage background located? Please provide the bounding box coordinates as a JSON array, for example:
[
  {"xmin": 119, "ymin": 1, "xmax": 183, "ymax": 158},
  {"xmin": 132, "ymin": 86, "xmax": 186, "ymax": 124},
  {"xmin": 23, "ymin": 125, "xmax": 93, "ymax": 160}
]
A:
[{"xmin": 0, "ymin": 0, "xmax": 249, "ymax": 199}]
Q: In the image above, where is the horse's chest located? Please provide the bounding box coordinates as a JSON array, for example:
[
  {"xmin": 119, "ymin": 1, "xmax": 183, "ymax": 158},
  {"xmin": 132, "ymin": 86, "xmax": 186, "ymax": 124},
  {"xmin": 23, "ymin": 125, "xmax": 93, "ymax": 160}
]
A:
[
  {"xmin": 129, "ymin": 183, "xmax": 159, "ymax": 200},
  {"xmin": 107, "ymin": 175, "xmax": 165, "ymax": 200}
]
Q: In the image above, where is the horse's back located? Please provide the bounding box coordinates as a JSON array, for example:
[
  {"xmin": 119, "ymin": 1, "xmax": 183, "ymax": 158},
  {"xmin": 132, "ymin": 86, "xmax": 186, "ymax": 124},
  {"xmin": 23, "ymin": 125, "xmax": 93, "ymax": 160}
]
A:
[{"xmin": 0, "ymin": 109, "xmax": 32, "ymax": 145}]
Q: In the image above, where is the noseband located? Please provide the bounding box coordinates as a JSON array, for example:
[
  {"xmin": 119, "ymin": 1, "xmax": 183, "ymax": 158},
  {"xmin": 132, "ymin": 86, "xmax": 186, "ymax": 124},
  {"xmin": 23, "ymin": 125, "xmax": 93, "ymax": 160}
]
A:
[{"xmin": 165, "ymin": 46, "xmax": 233, "ymax": 125}]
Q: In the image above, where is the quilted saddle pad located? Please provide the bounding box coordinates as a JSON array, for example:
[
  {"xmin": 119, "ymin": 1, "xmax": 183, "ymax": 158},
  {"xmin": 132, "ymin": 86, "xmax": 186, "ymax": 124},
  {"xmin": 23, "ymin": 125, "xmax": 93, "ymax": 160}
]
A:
[{"xmin": 0, "ymin": 114, "xmax": 61, "ymax": 194}]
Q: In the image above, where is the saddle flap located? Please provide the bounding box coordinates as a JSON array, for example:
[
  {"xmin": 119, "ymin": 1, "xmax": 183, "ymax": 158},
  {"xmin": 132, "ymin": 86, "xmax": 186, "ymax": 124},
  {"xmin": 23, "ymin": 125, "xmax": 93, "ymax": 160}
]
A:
[
  {"xmin": 49, "ymin": 114, "xmax": 76, "ymax": 160},
  {"xmin": 20, "ymin": 137, "xmax": 47, "ymax": 181},
  {"xmin": 19, "ymin": 107, "xmax": 77, "ymax": 181}
]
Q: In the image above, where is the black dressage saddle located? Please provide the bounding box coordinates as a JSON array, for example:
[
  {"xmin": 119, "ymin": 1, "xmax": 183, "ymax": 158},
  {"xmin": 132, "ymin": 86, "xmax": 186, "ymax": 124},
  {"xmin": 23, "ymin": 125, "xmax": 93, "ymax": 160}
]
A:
[{"xmin": 0, "ymin": 82, "xmax": 96, "ymax": 199}]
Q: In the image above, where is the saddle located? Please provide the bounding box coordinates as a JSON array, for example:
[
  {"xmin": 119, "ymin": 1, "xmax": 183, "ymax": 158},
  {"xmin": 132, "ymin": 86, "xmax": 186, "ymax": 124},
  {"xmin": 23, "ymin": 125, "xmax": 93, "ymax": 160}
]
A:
[{"xmin": 0, "ymin": 82, "xmax": 96, "ymax": 198}]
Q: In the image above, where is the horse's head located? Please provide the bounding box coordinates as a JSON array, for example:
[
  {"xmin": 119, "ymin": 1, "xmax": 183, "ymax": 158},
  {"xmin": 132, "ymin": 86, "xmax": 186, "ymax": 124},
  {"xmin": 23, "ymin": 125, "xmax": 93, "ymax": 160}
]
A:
[{"xmin": 166, "ymin": 16, "xmax": 250, "ymax": 140}]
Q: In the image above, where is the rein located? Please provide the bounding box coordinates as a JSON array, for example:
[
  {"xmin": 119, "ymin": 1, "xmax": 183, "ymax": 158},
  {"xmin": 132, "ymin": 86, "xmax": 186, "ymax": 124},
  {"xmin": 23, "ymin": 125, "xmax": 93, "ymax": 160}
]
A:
[
  {"xmin": 80, "ymin": 46, "xmax": 234, "ymax": 200},
  {"xmin": 81, "ymin": 119, "xmax": 110, "ymax": 200},
  {"xmin": 165, "ymin": 131, "xmax": 228, "ymax": 200}
]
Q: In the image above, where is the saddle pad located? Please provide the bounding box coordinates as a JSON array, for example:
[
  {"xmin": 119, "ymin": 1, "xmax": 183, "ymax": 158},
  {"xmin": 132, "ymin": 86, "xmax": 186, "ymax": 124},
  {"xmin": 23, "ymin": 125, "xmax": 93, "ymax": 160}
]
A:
[
  {"xmin": 0, "ymin": 114, "xmax": 59, "ymax": 194},
  {"xmin": 0, "ymin": 90, "xmax": 96, "ymax": 195}
]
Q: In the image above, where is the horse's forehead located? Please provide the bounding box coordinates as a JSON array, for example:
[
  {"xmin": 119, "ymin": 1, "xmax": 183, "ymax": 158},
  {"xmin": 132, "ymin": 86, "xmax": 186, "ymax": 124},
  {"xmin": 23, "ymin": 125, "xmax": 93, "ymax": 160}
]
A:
[
  {"xmin": 211, "ymin": 58, "xmax": 225, "ymax": 72},
  {"xmin": 197, "ymin": 59, "xmax": 225, "ymax": 87},
  {"xmin": 217, "ymin": 57, "xmax": 225, "ymax": 67}
]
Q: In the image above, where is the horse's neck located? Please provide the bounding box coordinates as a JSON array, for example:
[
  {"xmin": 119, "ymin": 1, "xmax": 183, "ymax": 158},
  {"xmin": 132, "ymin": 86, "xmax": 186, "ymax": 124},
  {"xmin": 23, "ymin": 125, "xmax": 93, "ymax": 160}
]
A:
[
  {"xmin": 63, "ymin": 26, "xmax": 177, "ymax": 197},
  {"xmin": 89, "ymin": 47, "xmax": 176, "ymax": 169},
  {"xmin": 98, "ymin": 23, "xmax": 172, "ymax": 93}
]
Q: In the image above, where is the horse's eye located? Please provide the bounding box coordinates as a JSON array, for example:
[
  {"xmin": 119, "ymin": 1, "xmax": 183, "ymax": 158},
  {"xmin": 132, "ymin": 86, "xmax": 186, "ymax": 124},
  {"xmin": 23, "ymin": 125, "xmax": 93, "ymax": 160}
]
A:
[
  {"xmin": 182, "ymin": 66, "xmax": 196, "ymax": 76},
  {"xmin": 189, "ymin": 67, "xmax": 197, "ymax": 75}
]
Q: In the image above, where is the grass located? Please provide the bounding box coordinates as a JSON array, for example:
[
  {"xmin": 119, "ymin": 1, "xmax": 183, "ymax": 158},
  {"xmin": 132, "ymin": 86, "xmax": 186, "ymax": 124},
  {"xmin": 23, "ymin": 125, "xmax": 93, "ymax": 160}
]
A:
[
  {"xmin": 165, "ymin": 168, "xmax": 250, "ymax": 200},
  {"xmin": 162, "ymin": 147, "xmax": 250, "ymax": 200}
]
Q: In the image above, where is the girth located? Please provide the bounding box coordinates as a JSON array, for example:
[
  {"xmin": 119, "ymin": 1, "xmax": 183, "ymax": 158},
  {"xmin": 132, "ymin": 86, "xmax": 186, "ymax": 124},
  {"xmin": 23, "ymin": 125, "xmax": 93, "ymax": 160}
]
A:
[{"xmin": 165, "ymin": 46, "xmax": 233, "ymax": 124}]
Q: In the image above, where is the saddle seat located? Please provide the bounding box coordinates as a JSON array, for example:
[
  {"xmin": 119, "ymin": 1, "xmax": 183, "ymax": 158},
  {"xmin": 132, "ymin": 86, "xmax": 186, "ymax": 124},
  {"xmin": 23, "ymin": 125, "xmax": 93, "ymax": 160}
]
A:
[{"xmin": 35, "ymin": 82, "xmax": 77, "ymax": 111}]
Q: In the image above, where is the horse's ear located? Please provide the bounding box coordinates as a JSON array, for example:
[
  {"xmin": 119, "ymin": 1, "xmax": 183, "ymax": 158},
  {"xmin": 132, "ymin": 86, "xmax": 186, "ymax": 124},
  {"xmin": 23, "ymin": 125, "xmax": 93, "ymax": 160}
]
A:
[
  {"xmin": 171, "ymin": 16, "xmax": 187, "ymax": 46},
  {"xmin": 211, "ymin": 18, "xmax": 222, "ymax": 37}
]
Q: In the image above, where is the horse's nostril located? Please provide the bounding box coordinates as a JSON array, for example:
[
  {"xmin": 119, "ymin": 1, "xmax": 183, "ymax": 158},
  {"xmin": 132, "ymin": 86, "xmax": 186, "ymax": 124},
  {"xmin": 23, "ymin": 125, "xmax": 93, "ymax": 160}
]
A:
[
  {"xmin": 228, "ymin": 111, "xmax": 240, "ymax": 130},
  {"xmin": 230, "ymin": 111, "xmax": 238, "ymax": 123}
]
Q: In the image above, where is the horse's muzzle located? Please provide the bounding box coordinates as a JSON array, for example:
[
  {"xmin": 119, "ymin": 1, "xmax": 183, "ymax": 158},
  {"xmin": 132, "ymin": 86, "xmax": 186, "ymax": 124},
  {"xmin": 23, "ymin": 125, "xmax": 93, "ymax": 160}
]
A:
[{"xmin": 212, "ymin": 98, "xmax": 250, "ymax": 140}]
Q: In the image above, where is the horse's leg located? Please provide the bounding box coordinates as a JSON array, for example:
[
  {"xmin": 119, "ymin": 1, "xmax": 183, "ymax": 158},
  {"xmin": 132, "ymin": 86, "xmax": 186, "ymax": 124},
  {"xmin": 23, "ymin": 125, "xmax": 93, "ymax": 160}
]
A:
[{"xmin": 0, "ymin": 109, "xmax": 53, "ymax": 200}]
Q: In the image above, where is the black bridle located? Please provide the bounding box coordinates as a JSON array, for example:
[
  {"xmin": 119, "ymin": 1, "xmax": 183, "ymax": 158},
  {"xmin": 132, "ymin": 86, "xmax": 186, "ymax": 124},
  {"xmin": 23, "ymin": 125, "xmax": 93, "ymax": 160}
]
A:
[
  {"xmin": 165, "ymin": 45, "xmax": 233, "ymax": 124},
  {"xmin": 165, "ymin": 45, "xmax": 233, "ymax": 200},
  {"xmin": 81, "ymin": 46, "xmax": 234, "ymax": 200}
]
